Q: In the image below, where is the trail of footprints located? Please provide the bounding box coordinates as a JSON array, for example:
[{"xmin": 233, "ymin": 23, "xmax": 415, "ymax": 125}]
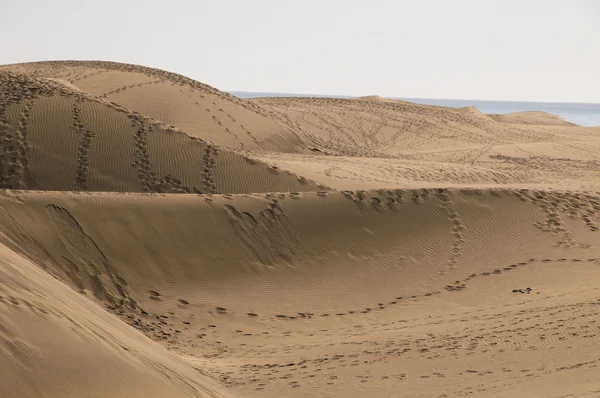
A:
[
  {"xmin": 69, "ymin": 68, "xmax": 108, "ymax": 83},
  {"xmin": 436, "ymin": 190, "xmax": 464, "ymax": 271},
  {"xmin": 203, "ymin": 101, "xmax": 260, "ymax": 147},
  {"xmin": 119, "ymin": 256, "xmax": 600, "ymax": 349},
  {"xmin": 129, "ymin": 113, "xmax": 203, "ymax": 193},
  {"xmin": 98, "ymin": 251, "xmax": 600, "ymax": 395},
  {"xmin": 98, "ymin": 79, "xmax": 163, "ymax": 99},
  {"xmin": 516, "ymin": 188, "xmax": 599, "ymax": 235},
  {"xmin": 0, "ymin": 99, "xmax": 34, "ymax": 189},
  {"xmin": 253, "ymin": 96, "xmax": 504, "ymax": 158},
  {"xmin": 200, "ymin": 145, "xmax": 217, "ymax": 193},
  {"xmin": 72, "ymin": 97, "xmax": 94, "ymax": 190},
  {"xmin": 32, "ymin": 60, "xmax": 275, "ymax": 133},
  {"xmin": 121, "ymin": 281, "xmax": 600, "ymax": 393},
  {"xmin": 129, "ymin": 113, "xmax": 158, "ymax": 192},
  {"xmin": 0, "ymin": 72, "xmax": 56, "ymax": 189},
  {"xmin": 237, "ymin": 293, "xmax": 600, "ymax": 393}
]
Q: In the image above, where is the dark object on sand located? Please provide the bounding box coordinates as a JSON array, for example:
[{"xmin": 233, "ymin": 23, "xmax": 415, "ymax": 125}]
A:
[{"xmin": 512, "ymin": 287, "xmax": 532, "ymax": 294}]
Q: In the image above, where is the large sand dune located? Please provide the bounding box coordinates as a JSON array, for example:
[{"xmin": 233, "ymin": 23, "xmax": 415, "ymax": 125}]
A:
[
  {"xmin": 1, "ymin": 61, "xmax": 600, "ymax": 397},
  {"xmin": 0, "ymin": 69, "xmax": 321, "ymax": 193},
  {"xmin": 1, "ymin": 61, "xmax": 306, "ymax": 152}
]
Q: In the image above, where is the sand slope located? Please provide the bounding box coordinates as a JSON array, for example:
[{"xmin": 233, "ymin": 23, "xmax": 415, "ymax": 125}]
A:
[
  {"xmin": 1, "ymin": 61, "xmax": 600, "ymax": 398},
  {"xmin": 1, "ymin": 188, "xmax": 600, "ymax": 397},
  {"xmin": 0, "ymin": 242, "xmax": 228, "ymax": 398},
  {"xmin": 489, "ymin": 111, "xmax": 577, "ymax": 126},
  {"xmin": 0, "ymin": 70, "xmax": 322, "ymax": 193},
  {"xmin": 252, "ymin": 97, "xmax": 600, "ymax": 191},
  {"xmin": 1, "ymin": 61, "xmax": 306, "ymax": 152}
]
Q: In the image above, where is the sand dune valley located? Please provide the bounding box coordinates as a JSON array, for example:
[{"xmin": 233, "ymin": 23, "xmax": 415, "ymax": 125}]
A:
[{"xmin": 1, "ymin": 61, "xmax": 600, "ymax": 398}]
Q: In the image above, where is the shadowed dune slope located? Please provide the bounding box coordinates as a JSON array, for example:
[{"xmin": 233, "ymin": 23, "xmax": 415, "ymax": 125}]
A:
[
  {"xmin": 0, "ymin": 242, "xmax": 229, "ymax": 398},
  {"xmin": 1, "ymin": 188, "xmax": 599, "ymax": 397},
  {"xmin": 1, "ymin": 61, "xmax": 307, "ymax": 152},
  {"xmin": 0, "ymin": 70, "xmax": 322, "ymax": 193}
]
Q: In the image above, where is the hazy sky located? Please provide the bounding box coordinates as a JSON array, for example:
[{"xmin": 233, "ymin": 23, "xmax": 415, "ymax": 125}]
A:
[{"xmin": 1, "ymin": 0, "xmax": 599, "ymax": 102}]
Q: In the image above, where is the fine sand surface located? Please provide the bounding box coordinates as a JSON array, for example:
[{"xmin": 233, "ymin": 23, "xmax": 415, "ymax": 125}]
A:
[
  {"xmin": 1, "ymin": 61, "xmax": 600, "ymax": 398},
  {"xmin": 489, "ymin": 111, "xmax": 577, "ymax": 126}
]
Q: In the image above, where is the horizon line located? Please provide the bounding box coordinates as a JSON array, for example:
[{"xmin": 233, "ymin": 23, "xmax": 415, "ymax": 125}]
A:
[{"xmin": 227, "ymin": 90, "xmax": 600, "ymax": 106}]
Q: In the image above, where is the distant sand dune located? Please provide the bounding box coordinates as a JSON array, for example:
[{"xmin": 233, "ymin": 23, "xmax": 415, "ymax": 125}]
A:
[
  {"xmin": 351, "ymin": 95, "xmax": 411, "ymax": 104},
  {"xmin": 252, "ymin": 96, "xmax": 600, "ymax": 190},
  {"xmin": 1, "ymin": 61, "xmax": 600, "ymax": 397},
  {"xmin": 489, "ymin": 110, "xmax": 577, "ymax": 126}
]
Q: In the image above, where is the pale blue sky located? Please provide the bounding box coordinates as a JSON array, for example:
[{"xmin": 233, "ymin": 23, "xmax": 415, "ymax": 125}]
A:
[{"xmin": 1, "ymin": 0, "xmax": 599, "ymax": 102}]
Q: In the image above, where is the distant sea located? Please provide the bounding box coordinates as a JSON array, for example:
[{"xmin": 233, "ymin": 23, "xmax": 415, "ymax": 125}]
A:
[{"xmin": 230, "ymin": 91, "xmax": 600, "ymax": 127}]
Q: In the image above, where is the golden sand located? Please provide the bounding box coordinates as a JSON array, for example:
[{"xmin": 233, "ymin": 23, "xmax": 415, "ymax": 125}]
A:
[{"xmin": 1, "ymin": 61, "xmax": 600, "ymax": 397}]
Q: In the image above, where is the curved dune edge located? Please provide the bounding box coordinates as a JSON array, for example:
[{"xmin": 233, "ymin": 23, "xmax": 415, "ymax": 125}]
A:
[
  {"xmin": 1, "ymin": 187, "xmax": 599, "ymax": 397},
  {"xmin": 250, "ymin": 96, "xmax": 594, "ymax": 158}
]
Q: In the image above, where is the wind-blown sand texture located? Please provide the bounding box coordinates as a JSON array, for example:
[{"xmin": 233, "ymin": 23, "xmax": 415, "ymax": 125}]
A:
[{"xmin": 1, "ymin": 61, "xmax": 600, "ymax": 398}]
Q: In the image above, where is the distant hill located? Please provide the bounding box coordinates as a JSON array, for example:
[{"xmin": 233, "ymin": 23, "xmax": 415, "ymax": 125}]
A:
[{"xmin": 488, "ymin": 110, "xmax": 577, "ymax": 126}]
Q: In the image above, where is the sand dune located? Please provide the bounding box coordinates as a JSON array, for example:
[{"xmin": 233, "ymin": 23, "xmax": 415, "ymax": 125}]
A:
[
  {"xmin": 1, "ymin": 61, "xmax": 600, "ymax": 397},
  {"xmin": 0, "ymin": 238, "xmax": 227, "ymax": 398},
  {"xmin": 251, "ymin": 97, "xmax": 598, "ymax": 159},
  {"xmin": 0, "ymin": 69, "xmax": 321, "ymax": 193},
  {"xmin": 489, "ymin": 111, "xmax": 577, "ymax": 126},
  {"xmin": 1, "ymin": 61, "xmax": 306, "ymax": 152},
  {"xmin": 2, "ymin": 188, "xmax": 600, "ymax": 397},
  {"xmin": 351, "ymin": 95, "xmax": 411, "ymax": 105},
  {"xmin": 252, "ymin": 97, "xmax": 600, "ymax": 190}
]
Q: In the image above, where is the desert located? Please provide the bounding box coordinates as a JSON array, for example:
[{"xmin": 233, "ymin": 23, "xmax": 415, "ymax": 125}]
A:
[{"xmin": 1, "ymin": 61, "xmax": 600, "ymax": 398}]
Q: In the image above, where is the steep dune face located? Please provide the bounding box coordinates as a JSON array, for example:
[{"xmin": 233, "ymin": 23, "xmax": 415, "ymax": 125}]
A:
[
  {"xmin": 0, "ymin": 235, "xmax": 228, "ymax": 398},
  {"xmin": 1, "ymin": 188, "xmax": 599, "ymax": 397},
  {"xmin": 1, "ymin": 61, "xmax": 306, "ymax": 152},
  {"xmin": 0, "ymin": 70, "xmax": 321, "ymax": 193}
]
